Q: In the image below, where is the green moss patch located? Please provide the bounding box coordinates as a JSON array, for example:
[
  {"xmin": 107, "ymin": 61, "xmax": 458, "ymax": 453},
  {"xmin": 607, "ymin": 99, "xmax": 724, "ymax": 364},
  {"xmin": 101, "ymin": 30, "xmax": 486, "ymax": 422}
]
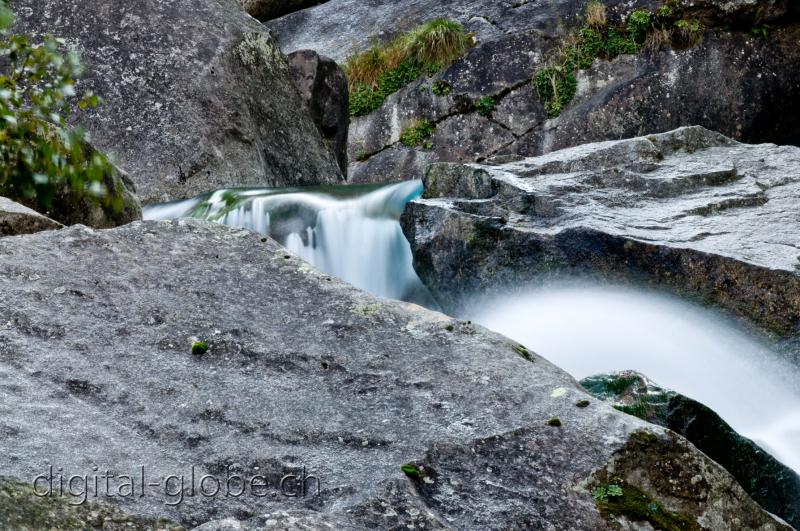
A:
[
  {"xmin": 513, "ymin": 344, "xmax": 532, "ymax": 362},
  {"xmin": 474, "ymin": 96, "xmax": 496, "ymax": 117},
  {"xmin": 345, "ymin": 19, "xmax": 473, "ymax": 117},
  {"xmin": 0, "ymin": 477, "xmax": 181, "ymax": 530},
  {"xmin": 191, "ymin": 340, "xmax": 209, "ymax": 355},
  {"xmin": 595, "ymin": 482, "xmax": 700, "ymax": 530}
]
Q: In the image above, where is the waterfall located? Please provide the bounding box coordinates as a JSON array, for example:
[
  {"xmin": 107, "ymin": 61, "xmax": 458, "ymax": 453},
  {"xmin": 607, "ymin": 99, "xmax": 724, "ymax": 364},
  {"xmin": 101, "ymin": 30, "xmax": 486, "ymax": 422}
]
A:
[
  {"xmin": 143, "ymin": 181, "xmax": 435, "ymax": 306},
  {"xmin": 471, "ymin": 283, "xmax": 800, "ymax": 474}
]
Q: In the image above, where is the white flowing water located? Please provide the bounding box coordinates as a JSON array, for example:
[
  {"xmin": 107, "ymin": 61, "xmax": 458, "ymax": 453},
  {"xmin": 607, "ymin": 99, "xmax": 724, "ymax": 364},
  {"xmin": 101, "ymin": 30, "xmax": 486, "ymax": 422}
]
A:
[
  {"xmin": 145, "ymin": 180, "xmax": 800, "ymax": 474},
  {"xmin": 471, "ymin": 284, "xmax": 800, "ymax": 474},
  {"xmin": 143, "ymin": 180, "xmax": 435, "ymax": 306}
]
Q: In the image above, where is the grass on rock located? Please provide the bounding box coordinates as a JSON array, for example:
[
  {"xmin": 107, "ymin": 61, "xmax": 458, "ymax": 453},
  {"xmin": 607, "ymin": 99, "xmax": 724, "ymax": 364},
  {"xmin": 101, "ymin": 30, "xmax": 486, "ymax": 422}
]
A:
[
  {"xmin": 345, "ymin": 19, "xmax": 473, "ymax": 117},
  {"xmin": 534, "ymin": 1, "xmax": 704, "ymax": 118}
]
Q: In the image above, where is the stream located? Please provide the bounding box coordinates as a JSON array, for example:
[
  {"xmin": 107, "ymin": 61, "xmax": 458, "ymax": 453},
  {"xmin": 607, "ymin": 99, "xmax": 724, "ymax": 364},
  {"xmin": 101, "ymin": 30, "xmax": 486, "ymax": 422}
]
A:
[{"xmin": 144, "ymin": 180, "xmax": 800, "ymax": 475}]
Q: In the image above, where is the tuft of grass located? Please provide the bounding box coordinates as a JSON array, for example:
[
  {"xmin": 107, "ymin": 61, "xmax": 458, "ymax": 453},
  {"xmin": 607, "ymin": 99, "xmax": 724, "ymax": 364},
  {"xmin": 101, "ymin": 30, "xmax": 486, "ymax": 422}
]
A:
[
  {"xmin": 400, "ymin": 118, "xmax": 436, "ymax": 148},
  {"xmin": 405, "ymin": 19, "xmax": 473, "ymax": 66},
  {"xmin": 586, "ymin": 0, "xmax": 607, "ymax": 29},
  {"xmin": 674, "ymin": 18, "xmax": 704, "ymax": 45},
  {"xmin": 191, "ymin": 341, "xmax": 209, "ymax": 356},
  {"xmin": 344, "ymin": 19, "xmax": 472, "ymax": 117}
]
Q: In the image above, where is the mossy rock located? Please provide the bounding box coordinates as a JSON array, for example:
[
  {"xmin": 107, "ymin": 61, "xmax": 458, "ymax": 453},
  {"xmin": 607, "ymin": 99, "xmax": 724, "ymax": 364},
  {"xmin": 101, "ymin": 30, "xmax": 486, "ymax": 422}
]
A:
[
  {"xmin": 581, "ymin": 371, "xmax": 800, "ymax": 528},
  {"xmin": 0, "ymin": 477, "xmax": 181, "ymax": 530}
]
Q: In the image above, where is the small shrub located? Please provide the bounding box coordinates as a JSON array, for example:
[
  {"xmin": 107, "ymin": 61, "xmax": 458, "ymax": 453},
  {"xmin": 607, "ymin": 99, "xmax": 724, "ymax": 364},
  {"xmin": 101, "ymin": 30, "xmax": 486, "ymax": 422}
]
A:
[
  {"xmin": 605, "ymin": 28, "xmax": 640, "ymax": 56},
  {"xmin": 474, "ymin": 96, "xmax": 495, "ymax": 116},
  {"xmin": 573, "ymin": 28, "xmax": 604, "ymax": 68},
  {"xmin": 191, "ymin": 341, "xmax": 209, "ymax": 356},
  {"xmin": 0, "ymin": 2, "xmax": 115, "ymax": 213},
  {"xmin": 627, "ymin": 10, "xmax": 652, "ymax": 41},
  {"xmin": 400, "ymin": 118, "xmax": 435, "ymax": 148},
  {"xmin": 534, "ymin": 65, "xmax": 577, "ymax": 117},
  {"xmin": 586, "ymin": 1, "xmax": 608, "ymax": 29},
  {"xmin": 431, "ymin": 80, "xmax": 452, "ymax": 96}
]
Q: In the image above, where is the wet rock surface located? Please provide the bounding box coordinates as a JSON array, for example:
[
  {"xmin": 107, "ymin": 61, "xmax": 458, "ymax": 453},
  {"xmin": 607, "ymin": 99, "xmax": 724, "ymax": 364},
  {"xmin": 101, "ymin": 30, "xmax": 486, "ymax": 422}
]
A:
[
  {"xmin": 13, "ymin": 0, "xmax": 343, "ymax": 204},
  {"xmin": 0, "ymin": 219, "xmax": 786, "ymax": 529},
  {"xmin": 0, "ymin": 198, "xmax": 62, "ymax": 237},
  {"xmin": 581, "ymin": 371, "xmax": 800, "ymax": 529},
  {"xmin": 402, "ymin": 127, "xmax": 800, "ymax": 341}
]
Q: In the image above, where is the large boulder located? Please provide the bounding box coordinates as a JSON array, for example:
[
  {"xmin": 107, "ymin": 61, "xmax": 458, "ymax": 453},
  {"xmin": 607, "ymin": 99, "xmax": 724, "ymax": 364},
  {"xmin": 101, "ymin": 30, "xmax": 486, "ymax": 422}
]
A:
[
  {"xmin": 0, "ymin": 219, "xmax": 787, "ymax": 529},
  {"xmin": 287, "ymin": 50, "xmax": 349, "ymax": 176},
  {"xmin": 266, "ymin": 0, "xmax": 800, "ymax": 183},
  {"xmin": 0, "ymin": 197, "xmax": 62, "ymax": 237},
  {"xmin": 12, "ymin": 0, "xmax": 343, "ymax": 204},
  {"xmin": 401, "ymin": 127, "xmax": 800, "ymax": 342},
  {"xmin": 581, "ymin": 371, "xmax": 800, "ymax": 529}
]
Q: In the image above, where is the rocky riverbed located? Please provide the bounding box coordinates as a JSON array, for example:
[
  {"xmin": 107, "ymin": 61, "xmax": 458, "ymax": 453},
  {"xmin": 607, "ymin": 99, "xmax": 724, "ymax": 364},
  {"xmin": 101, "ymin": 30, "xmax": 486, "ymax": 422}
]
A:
[{"xmin": 2, "ymin": 0, "xmax": 800, "ymax": 528}]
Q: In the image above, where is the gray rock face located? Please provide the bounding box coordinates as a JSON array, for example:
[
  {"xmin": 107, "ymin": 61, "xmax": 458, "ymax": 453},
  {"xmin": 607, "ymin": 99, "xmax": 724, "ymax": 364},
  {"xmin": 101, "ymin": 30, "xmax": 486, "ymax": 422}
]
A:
[
  {"xmin": 235, "ymin": 0, "xmax": 327, "ymax": 21},
  {"xmin": 267, "ymin": 0, "xmax": 788, "ymax": 62},
  {"xmin": 0, "ymin": 219, "xmax": 786, "ymax": 529},
  {"xmin": 288, "ymin": 50, "xmax": 349, "ymax": 176},
  {"xmin": 13, "ymin": 0, "xmax": 343, "ymax": 204},
  {"xmin": 401, "ymin": 127, "xmax": 800, "ymax": 340},
  {"xmin": 266, "ymin": 0, "xmax": 799, "ymax": 183},
  {"xmin": 0, "ymin": 197, "xmax": 62, "ymax": 237}
]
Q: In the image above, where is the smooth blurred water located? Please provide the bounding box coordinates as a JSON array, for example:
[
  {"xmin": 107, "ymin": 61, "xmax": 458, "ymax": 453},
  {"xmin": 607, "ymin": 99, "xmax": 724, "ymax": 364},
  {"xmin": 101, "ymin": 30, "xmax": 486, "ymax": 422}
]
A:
[
  {"xmin": 143, "ymin": 181, "xmax": 435, "ymax": 306},
  {"xmin": 471, "ymin": 283, "xmax": 800, "ymax": 474}
]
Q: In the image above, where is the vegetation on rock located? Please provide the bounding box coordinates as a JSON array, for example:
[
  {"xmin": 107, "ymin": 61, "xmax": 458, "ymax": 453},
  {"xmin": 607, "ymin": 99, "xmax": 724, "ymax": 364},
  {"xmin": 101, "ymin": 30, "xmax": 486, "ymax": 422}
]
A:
[
  {"xmin": 0, "ymin": 2, "xmax": 120, "ymax": 215},
  {"xmin": 594, "ymin": 480, "xmax": 701, "ymax": 530},
  {"xmin": 400, "ymin": 118, "xmax": 435, "ymax": 148},
  {"xmin": 191, "ymin": 340, "xmax": 209, "ymax": 355},
  {"xmin": 345, "ymin": 19, "xmax": 473, "ymax": 117},
  {"xmin": 534, "ymin": 1, "xmax": 705, "ymax": 117},
  {"xmin": 474, "ymin": 96, "xmax": 496, "ymax": 117}
]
